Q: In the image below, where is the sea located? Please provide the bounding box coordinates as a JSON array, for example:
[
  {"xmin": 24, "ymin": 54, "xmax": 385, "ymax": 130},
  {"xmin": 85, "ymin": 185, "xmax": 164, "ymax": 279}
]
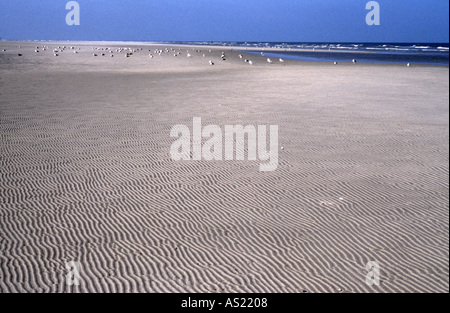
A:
[{"xmin": 175, "ymin": 42, "xmax": 450, "ymax": 65}]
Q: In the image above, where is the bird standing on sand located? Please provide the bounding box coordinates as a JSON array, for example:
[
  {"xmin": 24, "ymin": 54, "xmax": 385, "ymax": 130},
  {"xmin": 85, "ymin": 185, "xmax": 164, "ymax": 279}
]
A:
[
  {"xmin": 209, "ymin": 60, "xmax": 214, "ymax": 65},
  {"xmin": 352, "ymin": 59, "xmax": 357, "ymax": 63},
  {"xmin": 279, "ymin": 58, "xmax": 285, "ymax": 63},
  {"xmin": 267, "ymin": 58, "xmax": 273, "ymax": 64}
]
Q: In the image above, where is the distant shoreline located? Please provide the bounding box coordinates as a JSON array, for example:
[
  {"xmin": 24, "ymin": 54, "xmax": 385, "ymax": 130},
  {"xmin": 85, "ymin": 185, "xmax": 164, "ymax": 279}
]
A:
[{"xmin": 1, "ymin": 40, "xmax": 448, "ymax": 66}]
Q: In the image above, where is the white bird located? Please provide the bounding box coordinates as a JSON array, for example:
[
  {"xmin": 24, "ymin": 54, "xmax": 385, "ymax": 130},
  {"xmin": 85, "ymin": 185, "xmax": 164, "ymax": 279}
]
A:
[
  {"xmin": 407, "ymin": 63, "xmax": 411, "ymax": 67},
  {"xmin": 249, "ymin": 60, "xmax": 254, "ymax": 65},
  {"xmin": 352, "ymin": 59, "xmax": 357, "ymax": 63},
  {"xmin": 239, "ymin": 55, "xmax": 243, "ymax": 59},
  {"xmin": 267, "ymin": 58, "xmax": 273, "ymax": 64},
  {"xmin": 279, "ymin": 58, "xmax": 285, "ymax": 63},
  {"xmin": 209, "ymin": 60, "xmax": 214, "ymax": 65},
  {"xmin": 334, "ymin": 62, "xmax": 338, "ymax": 65},
  {"xmin": 187, "ymin": 53, "xmax": 192, "ymax": 58},
  {"xmin": 54, "ymin": 53, "xmax": 58, "ymax": 57}
]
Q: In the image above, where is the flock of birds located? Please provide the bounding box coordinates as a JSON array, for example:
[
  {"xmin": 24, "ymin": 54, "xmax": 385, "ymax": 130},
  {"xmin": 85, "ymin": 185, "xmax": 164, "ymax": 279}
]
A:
[
  {"xmin": 1, "ymin": 45, "xmax": 413, "ymax": 67},
  {"xmin": 2, "ymin": 44, "xmax": 284, "ymax": 67}
]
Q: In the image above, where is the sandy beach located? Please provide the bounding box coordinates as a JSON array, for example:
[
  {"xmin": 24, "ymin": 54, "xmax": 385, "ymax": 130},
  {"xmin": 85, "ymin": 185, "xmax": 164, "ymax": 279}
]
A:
[{"xmin": 0, "ymin": 41, "xmax": 448, "ymax": 293}]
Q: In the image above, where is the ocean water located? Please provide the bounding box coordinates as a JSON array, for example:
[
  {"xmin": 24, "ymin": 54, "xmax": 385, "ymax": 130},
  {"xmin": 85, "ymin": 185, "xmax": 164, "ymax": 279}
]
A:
[{"xmin": 180, "ymin": 42, "xmax": 450, "ymax": 65}]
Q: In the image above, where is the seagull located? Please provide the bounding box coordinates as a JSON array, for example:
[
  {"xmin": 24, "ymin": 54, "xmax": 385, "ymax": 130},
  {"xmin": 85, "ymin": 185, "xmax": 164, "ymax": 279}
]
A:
[
  {"xmin": 209, "ymin": 60, "xmax": 214, "ymax": 66},
  {"xmin": 352, "ymin": 59, "xmax": 357, "ymax": 63},
  {"xmin": 267, "ymin": 58, "xmax": 273, "ymax": 64},
  {"xmin": 239, "ymin": 55, "xmax": 243, "ymax": 59},
  {"xmin": 279, "ymin": 58, "xmax": 285, "ymax": 63},
  {"xmin": 187, "ymin": 53, "xmax": 192, "ymax": 58},
  {"xmin": 334, "ymin": 62, "xmax": 338, "ymax": 65},
  {"xmin": 249, "ymin": 60, "xmax": 254, "ymax": 65},
  {"xmin": 407, "ymin": 63, "xmax": 411, "ymax": 67}
]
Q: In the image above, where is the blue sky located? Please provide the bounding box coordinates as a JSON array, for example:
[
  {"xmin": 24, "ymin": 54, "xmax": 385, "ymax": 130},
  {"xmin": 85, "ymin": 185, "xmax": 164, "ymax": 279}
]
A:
[{"xmin": 0, "ymin": 0, "xmax": 448, "ymax": 42}]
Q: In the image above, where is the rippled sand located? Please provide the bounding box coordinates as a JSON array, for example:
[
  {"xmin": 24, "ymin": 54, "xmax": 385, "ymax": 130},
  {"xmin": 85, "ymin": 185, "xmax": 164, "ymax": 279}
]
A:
[{"xmin": 0, "ymin": 42, "xmax": 448, "ymax": 293}]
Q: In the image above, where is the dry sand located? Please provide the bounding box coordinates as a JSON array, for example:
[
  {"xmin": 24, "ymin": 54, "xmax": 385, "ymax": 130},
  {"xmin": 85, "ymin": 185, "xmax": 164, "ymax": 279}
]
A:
[{"xmin": 0, "ymin": 41, "xmax": 448, "ymax": 293}]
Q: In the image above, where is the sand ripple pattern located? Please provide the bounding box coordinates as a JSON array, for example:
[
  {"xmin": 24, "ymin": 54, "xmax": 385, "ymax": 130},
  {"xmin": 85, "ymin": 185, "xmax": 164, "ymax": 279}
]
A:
[{"xmin": 0, "ymin": 46, "xmax": 449, "ymax": 293}]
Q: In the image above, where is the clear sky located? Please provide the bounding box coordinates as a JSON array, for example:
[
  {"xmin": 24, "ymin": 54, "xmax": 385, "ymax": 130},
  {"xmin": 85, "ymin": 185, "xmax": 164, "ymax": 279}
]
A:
[{"xmin": 0, "ymin": 0, "xmax": 448, "ymax": 43}]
